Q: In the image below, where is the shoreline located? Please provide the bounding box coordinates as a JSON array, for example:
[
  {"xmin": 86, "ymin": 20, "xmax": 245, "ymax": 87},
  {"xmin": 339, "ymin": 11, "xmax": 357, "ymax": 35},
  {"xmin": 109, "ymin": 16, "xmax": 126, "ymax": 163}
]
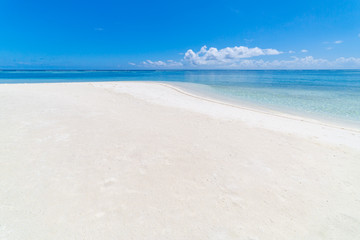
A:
[
  {"xmin": 92, "ymin": 81, "xmax": 360, "ymax": 149},
  {"xmin": 3, "ymin": 80, "xmax": 359, "ymax": 132},
  {"xmin": 159, "ymin": 82, "xmax": 360, "ymax": 133},
  {"xmin": 167, "ymin": 81, "xmax": 360, "ymax": 131}
]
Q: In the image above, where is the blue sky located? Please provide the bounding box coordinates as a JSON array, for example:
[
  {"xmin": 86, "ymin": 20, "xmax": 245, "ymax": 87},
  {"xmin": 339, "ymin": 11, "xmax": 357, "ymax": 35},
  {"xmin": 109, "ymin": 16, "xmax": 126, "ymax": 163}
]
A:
[{"xmin": 1, "ymin": 0, "xmax": 360, "ymax": 69}]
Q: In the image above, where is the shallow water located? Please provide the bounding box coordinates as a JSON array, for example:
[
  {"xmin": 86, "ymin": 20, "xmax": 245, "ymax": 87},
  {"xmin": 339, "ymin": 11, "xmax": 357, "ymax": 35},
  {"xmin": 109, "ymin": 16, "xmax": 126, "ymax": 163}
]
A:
[{"xmin": 1, "ymin": 70, "xmax": 360, "ymax": 126}]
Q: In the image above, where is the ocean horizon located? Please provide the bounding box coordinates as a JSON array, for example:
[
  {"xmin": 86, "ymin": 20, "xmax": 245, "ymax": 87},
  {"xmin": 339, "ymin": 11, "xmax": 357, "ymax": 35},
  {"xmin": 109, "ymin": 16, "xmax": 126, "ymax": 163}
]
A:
[{"xmin": 1, "ymin": 69, "xmax": 360, "ymax": 127}]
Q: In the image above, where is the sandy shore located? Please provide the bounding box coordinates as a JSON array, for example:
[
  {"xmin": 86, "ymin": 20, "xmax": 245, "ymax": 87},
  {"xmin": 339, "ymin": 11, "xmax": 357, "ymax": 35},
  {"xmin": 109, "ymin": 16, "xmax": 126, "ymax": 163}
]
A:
[{"xmin": 1, "ymin": 82, "xmax": 360, "ymax": 239}]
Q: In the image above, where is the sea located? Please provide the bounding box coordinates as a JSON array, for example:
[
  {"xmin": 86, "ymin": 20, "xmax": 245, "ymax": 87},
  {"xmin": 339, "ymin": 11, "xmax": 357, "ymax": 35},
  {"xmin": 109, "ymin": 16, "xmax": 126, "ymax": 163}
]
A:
[{"xmin": 1, "ymin": 70, "xmax": 359, "ymax": 127}]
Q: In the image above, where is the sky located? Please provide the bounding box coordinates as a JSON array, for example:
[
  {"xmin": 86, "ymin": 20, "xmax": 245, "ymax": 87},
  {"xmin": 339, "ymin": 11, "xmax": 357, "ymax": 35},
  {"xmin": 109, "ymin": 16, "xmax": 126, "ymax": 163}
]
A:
[{"xmin": 0, "ymin": 0, "xmax": 360, "ymax": 69}]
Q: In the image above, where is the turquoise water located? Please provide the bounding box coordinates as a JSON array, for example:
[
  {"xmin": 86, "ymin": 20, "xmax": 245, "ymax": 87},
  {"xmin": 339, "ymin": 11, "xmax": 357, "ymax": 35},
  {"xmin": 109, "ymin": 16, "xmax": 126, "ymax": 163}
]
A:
[{"xmin": 1, "ymin": 70, "xmax": 360, "ymax": 126}]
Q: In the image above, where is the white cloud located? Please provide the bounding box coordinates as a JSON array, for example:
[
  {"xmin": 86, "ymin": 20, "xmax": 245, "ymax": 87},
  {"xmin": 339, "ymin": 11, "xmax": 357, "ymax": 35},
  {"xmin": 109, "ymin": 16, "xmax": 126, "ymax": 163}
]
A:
[
  {"xmin": 142, "ymin": 59, "xmax": 183, "ymax": 68},
  {"xmin": 140, "ymin": 45, "xmax": 360, "ymax": 69},
  {"xmin": 128, "ymin": 62, "xmax": 136, "ymax": 66},
  {"xmin": 143, "ymin": 60, "xmax": 167, "ymax": 66},
  {"xmin": 288, "ymin": 50, "xmax": 295, "ymax": 54},
  {"xmin": 166, "ymin": 60, "xmax": 183, "ymax": 66},
  {"xmin": 183, "ymin": 45, "xmax": 282, "ymax": 66},
  {"xmin": 335, "ymin": 57, "xmax": 360, "ymax": 66},
  {"xmin": 334, "ymin": 40, "xmax": 343, "ymax": 44},
  {"xmin": 205, "ymin": 56, "xmax": 329, "ymax": 69},
  {"xmin": 262, "ymin": 56, "xmax": 329, "ymax": 68}
]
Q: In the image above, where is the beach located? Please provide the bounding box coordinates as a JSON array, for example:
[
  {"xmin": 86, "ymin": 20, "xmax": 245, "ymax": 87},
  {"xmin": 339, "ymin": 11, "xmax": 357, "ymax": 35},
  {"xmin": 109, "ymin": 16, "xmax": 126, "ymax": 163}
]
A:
[{"xmin": 1, "ymin": 81, "xmax": 360, "ymax": 239}]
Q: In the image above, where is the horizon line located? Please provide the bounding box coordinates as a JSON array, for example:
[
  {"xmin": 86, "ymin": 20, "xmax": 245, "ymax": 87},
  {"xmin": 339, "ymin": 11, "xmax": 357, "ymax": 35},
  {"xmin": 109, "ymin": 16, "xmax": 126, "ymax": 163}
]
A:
[{"xmin": 1, "ymin": 69, "xmax": 360, "ymax": 71}]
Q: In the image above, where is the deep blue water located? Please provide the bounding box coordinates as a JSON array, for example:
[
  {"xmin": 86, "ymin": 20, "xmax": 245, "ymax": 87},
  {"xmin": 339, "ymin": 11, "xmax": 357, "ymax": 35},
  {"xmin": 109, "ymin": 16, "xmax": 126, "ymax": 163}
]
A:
[{"xmin": 1, "ymin": 70, "xmax": 360, "ymax": 126}]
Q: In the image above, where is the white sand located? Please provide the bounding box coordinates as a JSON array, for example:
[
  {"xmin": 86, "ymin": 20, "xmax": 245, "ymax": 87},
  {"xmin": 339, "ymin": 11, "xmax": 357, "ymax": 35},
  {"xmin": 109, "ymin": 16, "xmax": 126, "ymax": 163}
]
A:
[{"xmin": 1, "ymin": 82, "xmax": 360, "ymax": 239}]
